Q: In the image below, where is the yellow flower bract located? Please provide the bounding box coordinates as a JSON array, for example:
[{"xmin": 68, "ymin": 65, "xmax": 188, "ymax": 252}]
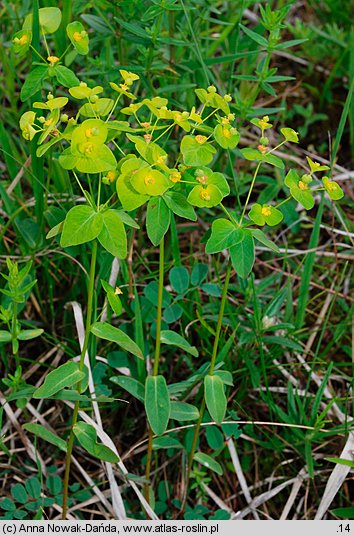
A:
[
  {"xmin": 144, "ymin": 175, "xmax": 155, "ymax": 186},
  {"xmin": 170, "ymin": 171, "xmax": 181, "ymax": 183},
  {"xmin": 47, "ymin": 56, "xmax": 59, "ymax": 64},
  {"xmin": 261, "ymin": 207, "xmax": 272, "ymax": 217},
  {"xmin": 195, "ymin": 135, "xmax": 207, "ymax": 145},
  {"xmin": 199, "ymin": 188, "xmax": 211, "ymax": 201}
]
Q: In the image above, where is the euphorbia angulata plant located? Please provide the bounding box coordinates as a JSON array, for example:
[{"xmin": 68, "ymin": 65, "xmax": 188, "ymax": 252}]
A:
[{"xmin": 14, "ymin": 5, "xmax": 344, "ymax": 519}]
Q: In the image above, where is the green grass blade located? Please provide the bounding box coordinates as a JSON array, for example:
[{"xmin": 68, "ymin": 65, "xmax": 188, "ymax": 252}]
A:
[{"xmin": 295, "ymin": 196, "xmax": 324, "ymax": 328}]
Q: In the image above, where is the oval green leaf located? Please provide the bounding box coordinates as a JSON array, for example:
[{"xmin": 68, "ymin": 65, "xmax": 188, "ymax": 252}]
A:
[
  {"xmin": 170, "ymin": 401, "xmax": 200, "ymax": 421},
  {"xmin": 204, "ymin": 375, "xmax": 227, "ymax": 425},
  {"xmin": 60, "ymin": 205, "xmax": 103, "ymax": 248},
  {"xmin": 73, "ymin": 421, "xmax": 119, "ymax": 463},
  {"xmin": 194, "ymin": 452, "xmax": 223, "ymax": 475},
  {"xmin": 145, "ymin": 375, "xmax": 170, "ymax": 436}
]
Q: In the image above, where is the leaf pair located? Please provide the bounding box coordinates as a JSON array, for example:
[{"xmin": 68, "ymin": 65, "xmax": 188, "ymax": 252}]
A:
[
  {"xmin": 24, "ymin": 421, "xmax": 118, "ymax": 463},
  {"xmin": 60, "ymin": 205, "xmax": 127, "ymax": 259},
  {"xmin": 206, "ymin": 220, "xmax": 255, "ymax": 279}
]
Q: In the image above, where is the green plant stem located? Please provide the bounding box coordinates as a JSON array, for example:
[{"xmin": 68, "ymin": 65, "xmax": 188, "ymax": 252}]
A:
[
  {"xmin": 153, "ymin": 237, "xmax": 164, "ymax": 377},
  {"xmin": 269, "ymin": 140, "xmax": 286, "ymax": 154},
  {"xmin": 154, "ymin": 123, "xmax": 174, "ymax": 144},
  {"xmin": 31, "ymin": 0, "xmax": 44, "ymax": 234},
  {"xmin": 184, "ymin": 258, "xmax": 232, "ymax": 501},
  {"xmin": 62, "ymin": 240, "xmax": 98, "ymax": 520},
  {"xmin": 239, "ymin": 162, "xmax": 261, "ymax": 224},
  {"xmin": 220, "ymin": 203, "xmax": 238, "ymax": 226},
  {"xmin": 275, "ymin": 196, "xmax": 292, "ymax": 209},
  {"xmin": 144, "ymin": 237, "xmax": 165, "ymax": 506},
  {"xmin": 11, "ymin": 301, "xmax": 19, "ymax": 368}
]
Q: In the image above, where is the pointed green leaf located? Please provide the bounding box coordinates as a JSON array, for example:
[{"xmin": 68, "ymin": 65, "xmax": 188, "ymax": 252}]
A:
[
  {"xmin": 153, "ymin": 436, "xmax": 184, "ymax": 450},
  {"xmin": 251, "ymin": 229, "xmax": 280, "ymax": 253},
  {"xmin": 206, "ymin": 219, "xmax": 244, "ymax": 254},
  {"xmin": 20, "ymin": 66, "xmax": 48, "ymax": 102},
  {"xmin": 306, "ymin": 156, "xmax": 330, "ymax": 173},
  {"xmin": 101, "ymin": 280, "xmax": 123, "ymax": 317},
  {"xmin": 214, "ymin": 370, "xmax": 234, "ymax": 386},
  {"xmin": 263, "ymin": 153, "xmax": 284, "ymax": 169},
  {"xmin": 98, "ymin": 209, "xmax": 127, "ymax": 259},
  {"xmin": 194, "ymin": 452, "xmax": 223, "ymax": 475},
  {"xmin": 241, "ymin": 148, "xmax": 284, "ymax": 169},
  {"xmin": 0, "ymin": 330, "xmax": 12, "ymax": 342},
  {"xmin": 116, "ymin": 210, "xmax": 140, "ymax": 229},
  {"xmin": 110, "ymin": 376, "xmax": 145, "ymax": 402},
  {"xmin": 163, "ymin": 191, "xmax": 197, "ymax": 221},
  {"xmin": 23, "ymin": 423, "xmax": 67, "ymax": 452},
  {"xmin": 146, "ymin": 196, "xmax": 171, "ymax": 246},
  {"xmin": 33, "ymin": 361, "xmax": 85, "ymax": 398},
  {"xmin": 91, "ymin": 322, "xmax": 143, "ymax": 359},
  {"xmin": 240, "ymin": 23, "xmax": 268, "ymax": 47},
  {"xmin": 17, "ymin": 328, "xmax": 44, "ymax": 341},
  {"xmin": 280, "ymin": 127, "xmax": 299, "ymax": 143},
  {"xmin": 54, "ymin": 66, "xmax": 80, "ymax": 88},
  {"xmin": 229, "ymin": 230, "xmax": 255, "ymax": 278},
  {"xmin": 160, "ymin": 330, "xmax": 198, "ymax": 357},
  {"xmin": 73, "ymin": 421, "xmax": 119, "ymax": 463}
]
